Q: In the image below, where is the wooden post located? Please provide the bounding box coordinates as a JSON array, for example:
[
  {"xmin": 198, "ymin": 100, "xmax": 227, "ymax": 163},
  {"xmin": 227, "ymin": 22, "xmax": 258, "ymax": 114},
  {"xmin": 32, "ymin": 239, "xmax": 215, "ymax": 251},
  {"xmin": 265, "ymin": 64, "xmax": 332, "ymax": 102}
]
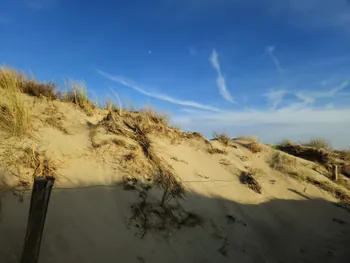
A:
[
  {"xmin": 332, "ymin": 165, "xmax": 338, "ymax": 182},
  {"xmin": 21, "ymin": 176, "xmax": 55, "ymax": 263}
]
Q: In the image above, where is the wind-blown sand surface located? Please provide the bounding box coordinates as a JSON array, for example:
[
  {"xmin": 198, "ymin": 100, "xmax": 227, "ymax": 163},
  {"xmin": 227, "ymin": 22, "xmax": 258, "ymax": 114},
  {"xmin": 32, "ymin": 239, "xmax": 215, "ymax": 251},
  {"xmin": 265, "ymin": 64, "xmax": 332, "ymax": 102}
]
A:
[{"xmin": 1, "ymin": 93, "xmax": 350, "ymax": 263}]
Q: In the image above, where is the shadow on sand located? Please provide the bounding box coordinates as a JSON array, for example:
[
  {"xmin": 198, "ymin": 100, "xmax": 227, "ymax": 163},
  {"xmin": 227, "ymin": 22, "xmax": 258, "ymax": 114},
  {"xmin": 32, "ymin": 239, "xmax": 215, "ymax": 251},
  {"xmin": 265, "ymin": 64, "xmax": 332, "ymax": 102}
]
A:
[{"xmin": 0, "ymin": 183, "xmax": 350, "ymax": 263}]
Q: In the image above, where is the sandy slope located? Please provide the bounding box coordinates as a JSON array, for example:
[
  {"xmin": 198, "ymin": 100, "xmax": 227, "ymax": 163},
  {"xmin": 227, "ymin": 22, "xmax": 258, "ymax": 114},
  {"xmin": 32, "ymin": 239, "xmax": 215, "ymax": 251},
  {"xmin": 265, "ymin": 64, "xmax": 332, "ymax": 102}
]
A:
[{"xmin": 1, "ymin": 96, "xmax": 350, "ymax": 263}]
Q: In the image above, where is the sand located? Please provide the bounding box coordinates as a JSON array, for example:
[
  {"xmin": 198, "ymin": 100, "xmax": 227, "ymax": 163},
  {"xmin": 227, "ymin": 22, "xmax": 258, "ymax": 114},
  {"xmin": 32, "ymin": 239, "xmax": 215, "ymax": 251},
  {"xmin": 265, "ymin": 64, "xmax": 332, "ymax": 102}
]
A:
[{"xmin": 1, "ymin": 97, "xmax": 350, "ymax": 263}]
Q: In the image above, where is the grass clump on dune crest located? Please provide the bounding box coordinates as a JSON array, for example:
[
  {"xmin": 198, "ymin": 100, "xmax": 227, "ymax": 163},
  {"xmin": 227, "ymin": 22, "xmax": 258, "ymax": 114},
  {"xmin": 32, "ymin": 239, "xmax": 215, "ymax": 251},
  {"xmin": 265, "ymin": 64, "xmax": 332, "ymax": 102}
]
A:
[
  {"xmin": 234, "ymin": 136, "xmax": 262, "ymax": 153},
  {"xmin": 245, "ymin": 140, "xmax": 262, "ymax": 153},
  {"xmin": 20, "ymin": 80, "xmax": 58, "ymax": 100},
  {"xmin": 0, "ymin": 67, "xmax": 31, "ymax": 137},
  {"xmin": 212, "ymin": 131, "xmax": 230, "ymax": 146},
  {"xmin": 101, "ymin": 109, "xmax": 184, "ymax": 203},
  {"xmin": 0, "ymin": 67, "xmax": 58, "ymax": 100},
  {"xmin": 268, "ymin": 151, "xmax": 303, "ymax": 180},
  {"xmin": 303, "ymin": 138, "xmax": 332, "ymax": 150},
  {"xmin": 142, "ymin": 106, "xmax": 169, "ymax": 126},
  {"xmin": 61, "ymin": 81, "xmax": 96, "ymax": 116}
]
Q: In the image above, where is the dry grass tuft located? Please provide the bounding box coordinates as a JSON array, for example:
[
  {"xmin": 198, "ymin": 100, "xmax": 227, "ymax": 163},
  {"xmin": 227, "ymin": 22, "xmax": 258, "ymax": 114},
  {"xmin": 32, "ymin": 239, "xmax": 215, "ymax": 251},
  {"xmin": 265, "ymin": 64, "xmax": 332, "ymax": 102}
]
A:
[
  {"xmin": 142, "ymin": 106, "xmax": 169, "ymax": 126},
  {"xmin": 239, "ymin": 167, "xmax": 262, "ymax": 194},
  {"xmin": 305, "ymin": 177, "xmax": 350, "ymax": 203},
  {"xmin": 268, "ymin": 151, "xmax": 304, "ymax": 180},
  {"xmin": 303, "ymin": 138, "xmax": 332, "ymax": 150},
  {"xmin": 207, "ymin": 147, "xmax": 228, "ymax": 155},
  {"xmin": 101, "ymin": 110, "xmax": 184, "ymax": 203},
  {"xmin": 245, "ymin": 141, "xmax": 262, "ymax": 153},
  {"xmin": 19, "ymin": 80, "xmax": 58, "ymax": 100},
  {"xmin": 233, "ymin": 136, "xmax": 262, "ymax": 153},
  {"xmin": 0, "ymin": 67, "xmax": 31, "ymax": 137},
  {"xmin": 275, "ymin": 143, "xmax": 332, "ymax": 165},
  {"xmin": 103, "ymin": 98, "xmax": 121, "ymax": 113},
  {"xmin": 21, "ymin": 146, "xmax": 58, "ymax": 177},
  {"xmin": 61, "ymin": 81, "xmax": 95, "ymax": 116},
  {"xmin": 212, "ymin": 131, "xmax": 230, "ymax": 146},
  {"xmin": 269, "ymin": 151, "xmax": 297, "ymax": 167}
]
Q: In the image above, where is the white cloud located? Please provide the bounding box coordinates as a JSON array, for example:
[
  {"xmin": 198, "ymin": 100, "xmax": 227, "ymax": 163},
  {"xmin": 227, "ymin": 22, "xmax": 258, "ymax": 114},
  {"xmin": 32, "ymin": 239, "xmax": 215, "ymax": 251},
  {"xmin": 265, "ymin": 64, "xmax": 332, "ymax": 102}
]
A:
[
  {"xmin": 209, "ymin": 49, "xmax": 235, "ymax": 103},
  {"xmin": 172, "ymin": 79, "xmax": 350, "ymax": 148},
  {"xmin": 266, "ymin": 46, "xmax": 283, "ymax": 72},
  {"xmin": 296, "ymin": 80, "xmax": 349, "ymax": 104},
  {"xmin": 331, "ymin": 80, "xmax": 349, "ymax": 93},
  {"xmin": 97, "ymin": 69, "xmax": 222, "ymax": 112},
  {"xmin": 173, "ymin": 106, "xmax": 350, "ymax": 148},
  {"xmin": 263, "ymin": 89, "xmax": 287, "ymax": 109}
]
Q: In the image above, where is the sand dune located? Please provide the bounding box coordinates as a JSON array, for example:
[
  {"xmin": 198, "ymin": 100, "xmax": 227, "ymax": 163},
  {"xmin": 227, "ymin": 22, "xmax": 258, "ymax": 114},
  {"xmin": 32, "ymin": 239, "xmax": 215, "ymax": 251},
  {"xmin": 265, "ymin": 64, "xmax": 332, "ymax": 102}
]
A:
[{"xmin": 1, "ymin": 72, "xmax": 350, "ymax": 262}]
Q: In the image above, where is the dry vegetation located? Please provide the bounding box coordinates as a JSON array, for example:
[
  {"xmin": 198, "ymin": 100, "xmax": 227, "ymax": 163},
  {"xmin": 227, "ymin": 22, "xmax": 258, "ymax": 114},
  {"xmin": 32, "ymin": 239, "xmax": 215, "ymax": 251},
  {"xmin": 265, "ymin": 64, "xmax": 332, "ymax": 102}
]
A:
[
  {"xmin": 269, "ymin": 150, "xmax": 350, "ymax": 204},
  {"xmin": 303, "ymin": 138, "xmax": 332, "ymax": 150},
  {"xmin": 0, "ymin": 67, "xmax": 31, "ymax": 137},
  {"xmin": 212, "ymin": 131, "xmax": 230, "ymax": 146},
  {"xmin": 276, "ymin": 139, "xmax": 350, "ymax": 181},
  {"xmin": 103, "ymin": 97, "xmax": 121, "ymax": 112},
  {"xmin": 20, "ymin": 146, "xmax": 58, "ymax": 178},
  {"xmin": 239, "ymin": 167, "xmax": 262, "ymax": 194},
  {"xmin": 245, "ymin": 141, "xmax": 262, "ymax": 153},
  {"xmin": 268, "ymin": 151, "xmax": 303, "ymax": 180},
  {"xmin": 20, "ymin": 80, "xmax": 58, "ymax": 100},
  {"xmin": 99, "ymin": 110, "xmax": 184, "ymax": 204},
  {"xmin": 305, "ymin": 177, "xmax": 350, "ymax": 204},
  {"xmin": 234, "ymin": 136, "xmax": 262, "ymax": 153},
  {"xmin": 61, "ymin": 81, "xmax": 96, "ymax": 116},
  {"xmin": 207, "ymin": 147, "xmax": 228, "ymax": 155},
  {"xmin": 0, "ymin": 143, "xmax": 58, "ymax": 188},
  {"xmin": 2, "ymin": 65, "xmax": 350, "ymax": 209}
]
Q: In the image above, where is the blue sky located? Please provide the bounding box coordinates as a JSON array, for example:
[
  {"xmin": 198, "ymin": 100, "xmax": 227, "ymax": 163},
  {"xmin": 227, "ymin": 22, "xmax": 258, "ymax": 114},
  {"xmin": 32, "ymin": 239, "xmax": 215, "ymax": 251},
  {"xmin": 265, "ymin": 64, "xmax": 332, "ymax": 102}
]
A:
[{"xmin": 1, "ymin": 0, "xmax": 350, "ymax": 148}]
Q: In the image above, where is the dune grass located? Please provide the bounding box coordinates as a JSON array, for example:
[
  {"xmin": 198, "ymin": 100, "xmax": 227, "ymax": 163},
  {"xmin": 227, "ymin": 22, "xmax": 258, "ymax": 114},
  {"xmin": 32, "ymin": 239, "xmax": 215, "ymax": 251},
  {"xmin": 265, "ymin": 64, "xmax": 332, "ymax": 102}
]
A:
[
  {"xmin": 239, "ymin": 167, "xmax": 262, "ymax": 194},
  {"xmin": 268, "ymin": 151, "xmax": 303, "ymax": 180},
  {"xmin": 142, "ymin": 106, "xmax": 169, "ymax": 126},
  {"xmin": 245, "ymin": 140, "xmax": 262, "ymax": 153},
  {"xmin": 0, "ymin": 67, "xmax": 31, "ymax": 137},
  {"xmin": 61, "ymin": 81, "xmax": 96, "ymax": 116},
  {"xmin": 212, "ymin": 131, "xmax": 230, "ymax": 146},
  {"xmin": 303, "ymin": 138, "xmax": 332, "ymax": 150},
  {"xmin": 20, "ymin": 80, "xmax": 58, "ymax": 100},
  {"xmin": 21, "ymin": 145, "xmax": 58, "ymax": 177},
  {"xmin": 234, "ymin": 136, "xmax": 262, "ymax": 153}
]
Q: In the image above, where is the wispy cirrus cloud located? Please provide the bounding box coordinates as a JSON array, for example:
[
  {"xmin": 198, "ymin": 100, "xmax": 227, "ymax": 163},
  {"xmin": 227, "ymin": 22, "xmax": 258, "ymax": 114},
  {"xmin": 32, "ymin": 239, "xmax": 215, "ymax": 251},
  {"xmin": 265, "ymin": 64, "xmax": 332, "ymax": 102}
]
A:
[
  {"xmin": 173, "ymin": 106, "xmax": 350, "ymax": 148},
  {"xmin": 266, "ymin": 46, "xmax": 283, "ymax": 72},
  {"xmin": 96, "ymin": 69, "xmax": 221, "ymax": 112},
  {"xmin": 209, "ymin": 49, "xmax": 235, "ymax": 103},
  {"xmin": 173, "ymin": 79, "xmax": 350, "ymax": 148},
  {"xmin": 296, "ymin": 80, "xmax": 349, "ymax": 104},
  {"xmin": 263, "ymin": 89, "xmax": 287, "ymax": 109}
]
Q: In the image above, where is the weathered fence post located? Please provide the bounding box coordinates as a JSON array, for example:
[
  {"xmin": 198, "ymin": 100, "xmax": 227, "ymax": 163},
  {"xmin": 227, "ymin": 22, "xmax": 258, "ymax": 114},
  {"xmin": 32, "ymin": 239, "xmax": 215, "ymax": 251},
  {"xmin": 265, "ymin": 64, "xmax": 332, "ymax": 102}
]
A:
[
  {"xmin": 20, "ymin": 176, "xmax": 55, "ymax": 263},
  {"xmin": 332, "ymin": 165, "xmax": 338, "ymax": 182}
]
